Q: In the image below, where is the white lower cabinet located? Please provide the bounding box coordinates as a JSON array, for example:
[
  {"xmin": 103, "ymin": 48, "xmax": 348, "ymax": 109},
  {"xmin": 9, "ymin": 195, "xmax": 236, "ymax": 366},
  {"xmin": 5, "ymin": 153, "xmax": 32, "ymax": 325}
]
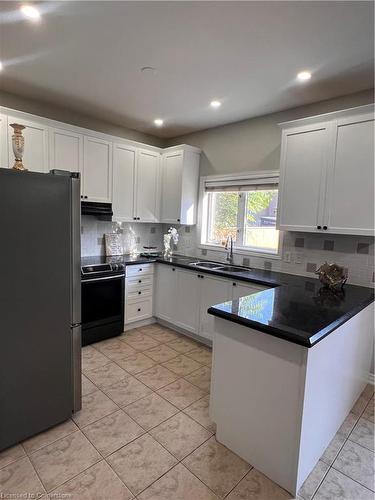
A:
[
  {"xmin": 154, "ymin": 265, "xmax": 178, "ymax": 323},
  {"xmin": 125, "ymin": 264, "xmax": 154, "ymax": 325},
  {"xmin": 199, "ymin": 275, "xmax": 232, "ymax": 341},
  {"xmin": 231, "ymin": 281, "xmax": 266, "ymax": 300},
  {"xmin": 154, "ymin": 264, "xmax": 268, "ymax": 342},
  {"xmin": 175, "ymin": 269, "xmax": 200, "ymax": 334}
]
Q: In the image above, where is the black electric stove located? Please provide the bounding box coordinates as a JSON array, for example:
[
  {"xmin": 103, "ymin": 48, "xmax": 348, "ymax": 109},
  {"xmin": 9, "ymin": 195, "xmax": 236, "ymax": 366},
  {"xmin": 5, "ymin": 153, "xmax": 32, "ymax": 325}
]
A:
[{"xmin": 81, "ymin": 259, "xmax": 125, "ymax": 346}]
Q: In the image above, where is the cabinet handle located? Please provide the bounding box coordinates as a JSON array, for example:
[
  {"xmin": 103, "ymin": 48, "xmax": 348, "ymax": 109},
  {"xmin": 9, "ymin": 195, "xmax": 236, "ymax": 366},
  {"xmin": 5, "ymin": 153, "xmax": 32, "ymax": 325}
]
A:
[
  {"xmin": 139, "ymin": 268, "xmax": 143, "ymax": 272},
  {"xmin": 138, "ymin": 280, "xmax": 142, "ymax": 283},
  {"xmin": 317, "ymin": 225, "xmax": 322, "ymax": 229},
  {"xmin": 172, "ymin": 268, "xmax": 175, "ymax": 271},
  {"xmin": 84, "ymin": 195, "xmax": 88, "ymax": 199},
  {"xmin": 233, "ymin": 282, "xmax": 236, "ymax": 286},
  {"xmin": 138, "ymin": 291, "xmax": 141, "ymax": 295},
  {"xmin": 80, "ymin": 195, "xmax": 83, "ymax": 199},
  {"xmin": 133, "ymin": 217, "xmax": 136, "ymax": 220},
  {"xmin": 323, "ymin": 226, "xmax": 328, "ymax": 230},
  {"xmin": 137, "ymin": 308, "xmax": 141, "ymax": 312},
  {"xmin": 137, "ymin": 217, "xmax": 140, "ymax": 220},
  {"xmin": 177, "ymin": 219, "xmax": 180, "ymax": 222}
]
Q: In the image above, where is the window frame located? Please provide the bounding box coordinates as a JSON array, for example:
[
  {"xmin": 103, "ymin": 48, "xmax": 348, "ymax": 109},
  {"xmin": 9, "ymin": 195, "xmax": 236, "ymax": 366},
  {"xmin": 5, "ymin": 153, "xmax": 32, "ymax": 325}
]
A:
[{"xmin": 198, "ymin": 171, "xmax": 283, "ymax": 260}]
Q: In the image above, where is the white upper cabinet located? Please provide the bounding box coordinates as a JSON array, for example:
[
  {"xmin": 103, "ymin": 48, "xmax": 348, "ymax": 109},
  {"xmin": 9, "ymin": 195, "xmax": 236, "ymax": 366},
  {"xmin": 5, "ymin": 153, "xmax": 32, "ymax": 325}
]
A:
[
  {"xmin": 135, "ymin": 149, "xmax": 160, "ymax": 222},
  {"xmin": 7, "ymin": 116, "xmax": 49, "ymax": 173},
  {"xmin": 112, "ymin": 143, "xmax": 136, "ymax": 221},
  {"xmin": 160, "ymin": 146, "xmax": 200, "ymax": 225},
  {"xmin": 0, "ymin": 114, "xmax": 7, "ymax": 168},
  {"xmin": 324, "ymin": 115, "xmax": 374, "ymax": 235},
  {"xmin": 161, "ymin": 150, "xmax": 183, "ymax": 223},
  {"xmin": 49, "ymin": 127, "xmax": 83, "ymax": 176},
  {"xmin": 278, "ymin": 122, "xmax": 330, "ymax": 232},
  {"xmin": 83, "ymin": 136, "xmax": 113, "ymax": 203},
  {"xmin": 278, "ymin": 104, "xmax": 374, "ymax": 236}
]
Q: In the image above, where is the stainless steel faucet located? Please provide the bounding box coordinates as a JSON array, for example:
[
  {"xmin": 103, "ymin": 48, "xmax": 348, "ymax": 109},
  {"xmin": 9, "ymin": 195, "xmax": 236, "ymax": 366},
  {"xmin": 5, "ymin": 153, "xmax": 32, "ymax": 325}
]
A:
[{"xmin": 225, "ymin": 235, "xmax": 234, "ymax": 264}]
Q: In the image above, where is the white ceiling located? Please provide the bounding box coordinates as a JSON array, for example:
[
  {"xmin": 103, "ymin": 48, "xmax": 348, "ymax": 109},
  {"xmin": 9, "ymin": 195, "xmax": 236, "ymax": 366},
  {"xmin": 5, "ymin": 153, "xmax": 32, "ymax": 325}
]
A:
[{"xmin": 0, "ymin": 1, "xmax": 373, "ymax": 138}]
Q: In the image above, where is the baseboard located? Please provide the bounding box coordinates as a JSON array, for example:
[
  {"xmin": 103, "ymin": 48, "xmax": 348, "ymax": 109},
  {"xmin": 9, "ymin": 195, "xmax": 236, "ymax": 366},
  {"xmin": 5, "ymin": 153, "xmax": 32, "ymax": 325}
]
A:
[
  {"xmin": 156, "ymin": 318, "xmax": 212, "ymax": 348},
  {"xmin": 367, "ymin": 372, "xmax": 375, "ymax": 385},
  {"xmin": 123, "ymin": 317, "xmax": 156, "ymax": 331}
]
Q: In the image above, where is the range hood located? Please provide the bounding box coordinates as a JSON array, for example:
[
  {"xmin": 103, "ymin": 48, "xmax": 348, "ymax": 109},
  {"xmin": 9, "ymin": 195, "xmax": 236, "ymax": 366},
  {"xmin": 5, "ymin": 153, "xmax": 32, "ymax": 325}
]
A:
[{"xmin": 81, "ymin": 201, "xmax": 113, "ymax": 221}]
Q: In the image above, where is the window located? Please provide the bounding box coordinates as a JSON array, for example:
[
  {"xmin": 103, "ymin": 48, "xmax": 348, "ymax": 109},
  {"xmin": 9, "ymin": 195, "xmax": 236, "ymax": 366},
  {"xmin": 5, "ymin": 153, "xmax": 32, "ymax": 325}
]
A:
[{"xmin": 201, "ymin": 172, "xmax": 280, "ymax": 255}]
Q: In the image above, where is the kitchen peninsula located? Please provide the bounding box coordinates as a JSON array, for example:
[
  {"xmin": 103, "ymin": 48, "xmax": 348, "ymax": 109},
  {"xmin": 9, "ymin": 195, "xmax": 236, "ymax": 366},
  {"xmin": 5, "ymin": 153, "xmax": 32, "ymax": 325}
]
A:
[{"xmin": 208, "ymin": 281, "xmax": 374, "ymax": 496}]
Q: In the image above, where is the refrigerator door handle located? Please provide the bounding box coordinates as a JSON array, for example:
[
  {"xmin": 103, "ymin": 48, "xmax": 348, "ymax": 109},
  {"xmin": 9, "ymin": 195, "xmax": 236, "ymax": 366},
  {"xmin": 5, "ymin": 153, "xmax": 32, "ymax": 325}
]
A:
[
  {"xmin": 72, "ymin": 325, "xmax": 82, "ymax": 412},
  {"xmin": 71, "ymin": 175, "xmax": 81, "ymax": 326}
]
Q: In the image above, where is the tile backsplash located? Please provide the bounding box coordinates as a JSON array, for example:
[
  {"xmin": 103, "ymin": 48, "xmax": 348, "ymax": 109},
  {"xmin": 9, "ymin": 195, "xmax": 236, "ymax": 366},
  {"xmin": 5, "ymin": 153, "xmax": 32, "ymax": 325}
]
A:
[
  {"xmin": 81, "ymin": 216, "xmax": 164, "ymax": 257},
  {"xmin": 81, "ymin": 218, "xmax": 374, "ymax": 287}
]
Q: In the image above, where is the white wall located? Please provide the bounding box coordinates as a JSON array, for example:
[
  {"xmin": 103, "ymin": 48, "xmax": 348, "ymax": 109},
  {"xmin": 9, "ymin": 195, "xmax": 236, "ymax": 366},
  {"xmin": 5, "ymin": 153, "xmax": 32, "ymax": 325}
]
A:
[
  {"xmin": 166, "ymin": 89, "xmax": 374, "ymax": 175},
  {"xmin": 0, "ymin": 90, "xmax": 163, "ymax": 147}
]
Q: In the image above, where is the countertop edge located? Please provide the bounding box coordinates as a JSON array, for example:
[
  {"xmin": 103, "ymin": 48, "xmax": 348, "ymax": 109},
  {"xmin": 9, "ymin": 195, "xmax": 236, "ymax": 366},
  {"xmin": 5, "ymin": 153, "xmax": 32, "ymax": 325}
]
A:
[{"xmin": 208, "ymin": 297, "xmax": 375, "ymax": 348}]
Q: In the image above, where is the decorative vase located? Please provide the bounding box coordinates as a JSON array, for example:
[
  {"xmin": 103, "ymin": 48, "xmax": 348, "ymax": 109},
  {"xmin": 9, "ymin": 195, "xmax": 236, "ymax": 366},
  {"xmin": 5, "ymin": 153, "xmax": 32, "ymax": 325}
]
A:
[
  {"xmin": 163, "ymin": 234, "xmax": 172, "ymax": 257},
  {"xmin": 10, "ymin": 123, "xmax": 27, "ymax": 171}
]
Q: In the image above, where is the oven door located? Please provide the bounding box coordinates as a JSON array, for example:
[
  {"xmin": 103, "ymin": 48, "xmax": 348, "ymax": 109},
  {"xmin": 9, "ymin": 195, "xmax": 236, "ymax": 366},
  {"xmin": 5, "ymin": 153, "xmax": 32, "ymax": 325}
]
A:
[{"xmin": 81, "ymin": 274, "xmax": 124, "ymax": 329}]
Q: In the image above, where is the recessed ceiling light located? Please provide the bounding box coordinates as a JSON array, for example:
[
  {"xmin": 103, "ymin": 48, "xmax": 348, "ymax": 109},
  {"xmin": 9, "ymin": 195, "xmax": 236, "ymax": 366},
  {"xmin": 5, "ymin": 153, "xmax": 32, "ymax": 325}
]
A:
[
  {"xmin": 297, "ymin": 71, "xmax": 311, "ymax": 82},
  {"xmin": 210, "ymin": 100, "xmax": 221, "ymax": 108},
  {"xmin": 141, "ymin": 66, "xmax": 157, "ymax": 75},
  {"xmin": 154, "ymin": 119, "xmax": 164, "ymax": 127},
  {"xmin": 20, "ymin": 4, "xmax": 41, "ymax": 20}
]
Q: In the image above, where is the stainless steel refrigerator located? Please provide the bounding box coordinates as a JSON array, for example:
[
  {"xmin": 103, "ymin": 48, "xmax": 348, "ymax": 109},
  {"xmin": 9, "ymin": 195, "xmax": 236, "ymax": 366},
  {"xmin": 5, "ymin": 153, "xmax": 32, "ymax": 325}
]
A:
[{"xmin": 0, "ymin": 168, "xmax": 82, "ymax": 451}]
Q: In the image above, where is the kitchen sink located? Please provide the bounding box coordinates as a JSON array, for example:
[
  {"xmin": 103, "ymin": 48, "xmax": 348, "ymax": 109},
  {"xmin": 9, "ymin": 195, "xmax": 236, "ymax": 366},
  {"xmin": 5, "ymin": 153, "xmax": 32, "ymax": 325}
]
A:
[
  {"xmin": 215, "ymin": 265, "xmax": 247, "ymax": 273},
  {"xmin": 189, "ymin": 261, "xmax": 223, "ymax": 269},
  {"xmin": 189, "ymin": 261, "xmax": 250, "ymax": 273}
]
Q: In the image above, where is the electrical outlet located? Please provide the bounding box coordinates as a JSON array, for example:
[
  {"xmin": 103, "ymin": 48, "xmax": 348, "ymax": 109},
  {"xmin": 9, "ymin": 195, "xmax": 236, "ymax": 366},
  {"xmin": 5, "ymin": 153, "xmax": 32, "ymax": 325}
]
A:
[
  {"xmin": 283, "ymin": 251, "xmax": 291, "ymax": 263},
  {"xmin": 295, "ymin": 253, "xmax": 303, "ymax": 264}
]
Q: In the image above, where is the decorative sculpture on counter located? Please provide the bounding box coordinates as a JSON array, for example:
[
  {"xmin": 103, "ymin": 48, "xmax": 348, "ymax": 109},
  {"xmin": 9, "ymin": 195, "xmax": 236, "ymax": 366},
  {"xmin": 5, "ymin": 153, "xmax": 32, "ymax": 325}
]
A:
[
  {"xmin": 315, "ymin": 262, "xmax": 348, "ymax": 289},
  {"xmin": 163, "ymin": 227, "xmax": 179, "ymax": 257},
  {"xmin": 10, "ymin": 123, "xmax": 27, "ymax": 171}
]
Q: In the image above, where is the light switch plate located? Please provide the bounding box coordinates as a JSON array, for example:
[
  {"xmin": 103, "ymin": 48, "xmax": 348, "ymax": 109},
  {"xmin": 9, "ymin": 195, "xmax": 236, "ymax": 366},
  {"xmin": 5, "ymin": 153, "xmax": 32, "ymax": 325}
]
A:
[
  {"xmin": 295, "ymin": 253, "xmax": 303, "ymax": 264},
  {"xmin": 283, "ymin": 251, "xmax": 291, "ymax": 263}
]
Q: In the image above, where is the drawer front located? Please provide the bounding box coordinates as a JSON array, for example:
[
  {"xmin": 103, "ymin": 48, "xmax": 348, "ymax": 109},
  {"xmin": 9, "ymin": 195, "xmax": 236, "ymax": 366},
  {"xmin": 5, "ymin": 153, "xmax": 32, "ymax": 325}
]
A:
[
  {"xmin": 126, "ymin": 286, "xmax": 153, "ymax": 301},
  {"xmin": 126, "ymin": 263, "xmax": 154, "ymax": 278},
  {"xmin": 125, "ymin": 297, "xmax": 153, "ymax": 323},
  {"xmin": 127, "ymin": 275, "xmax": 153, "ymax": 290}
]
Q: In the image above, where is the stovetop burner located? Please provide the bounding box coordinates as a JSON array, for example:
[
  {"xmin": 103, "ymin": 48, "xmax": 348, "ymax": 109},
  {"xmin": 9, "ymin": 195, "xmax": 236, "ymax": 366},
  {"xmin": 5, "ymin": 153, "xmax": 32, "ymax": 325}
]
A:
[{"xmin": 81, "ymin": 261, "xmax": 125, "ymax": 279}]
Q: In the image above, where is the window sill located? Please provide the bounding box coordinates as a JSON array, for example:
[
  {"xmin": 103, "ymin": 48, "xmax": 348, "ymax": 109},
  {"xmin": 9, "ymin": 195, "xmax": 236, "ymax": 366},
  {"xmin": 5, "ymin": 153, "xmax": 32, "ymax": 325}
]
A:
[{"xmin": 198, "ymin": 243, "xmax": 282, "ymax": 260}]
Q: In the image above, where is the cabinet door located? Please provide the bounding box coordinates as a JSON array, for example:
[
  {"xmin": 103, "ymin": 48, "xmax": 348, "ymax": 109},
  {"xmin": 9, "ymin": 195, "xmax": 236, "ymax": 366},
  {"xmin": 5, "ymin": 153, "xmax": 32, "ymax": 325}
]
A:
[
  {"xmin": 231, "ymin": 282, "xmax": 267, "ymax": 300},
  {"xmin": 83, "ymin": 136, "xmax": 113, "ymax": 203},
  {"xmin": 112, "ymin": 144, "xmax": 136, "ymax": 221},
  {"xmin": 0, "ymin": 114, "xmax": 8, "ymax": 168},
  {"xmin": 154, "ymin": 265, "xmax": 177, "ymax": 323},
  {"xmin": 49, "ymin": 127, "xmax": 83, "ymax": 176},
  {"xmin": 135, "ymin": 149, "xmax": 160, "ymax": 222},
  {"xmin": 278, "ymin": 122, "xmax": 331, "ymax": 232},
  {"xmin": 175, "ymin": 269, "xmax": 200, "ymax": 333},
  {"xmin": 7, "ymin": 116, "xmax": 49, "ymax": 173},
  {"xmin": 324, "ymin": 115, "xmax": 374, "ymax": 235},
  {"xmin": 160, "ymin": 151, "xmax": 183, "ymax": 223},
  {"xmin": 199, "ymin": 275, "xmax": 232, "ymax": 341}
]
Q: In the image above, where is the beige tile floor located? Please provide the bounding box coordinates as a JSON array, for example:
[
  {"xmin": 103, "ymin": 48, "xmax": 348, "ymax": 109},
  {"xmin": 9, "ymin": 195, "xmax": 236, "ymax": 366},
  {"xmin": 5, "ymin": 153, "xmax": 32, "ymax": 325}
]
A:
[{"xmin": 0, "ymin": 324, "xmax": 374, "ymax": 499}]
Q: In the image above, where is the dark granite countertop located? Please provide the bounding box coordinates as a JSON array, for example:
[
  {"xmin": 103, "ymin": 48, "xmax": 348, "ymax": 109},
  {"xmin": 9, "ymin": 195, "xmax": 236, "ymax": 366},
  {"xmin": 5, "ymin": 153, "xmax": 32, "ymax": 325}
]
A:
[{"xmin": 82, "ymin": 254, "xmax": 374, "ymax": 348}]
